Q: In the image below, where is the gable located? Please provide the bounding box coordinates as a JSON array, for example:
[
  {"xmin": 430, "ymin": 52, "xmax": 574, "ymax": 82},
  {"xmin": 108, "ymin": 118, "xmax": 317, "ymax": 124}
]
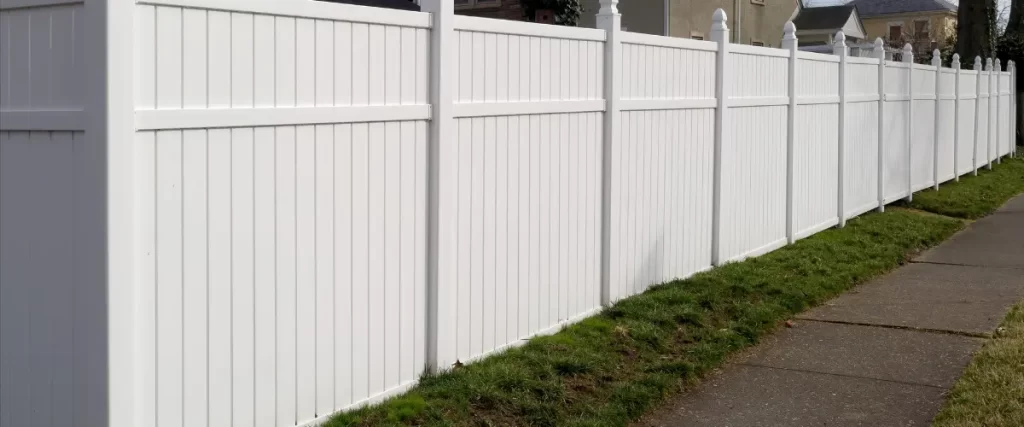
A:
[
  {"xmin": 793, "ymin": 5, "xmax": 857, "ymax": 31},
  {"xmin": 841, "ymin": 8, "xmax": 867, "ymax": 39}
]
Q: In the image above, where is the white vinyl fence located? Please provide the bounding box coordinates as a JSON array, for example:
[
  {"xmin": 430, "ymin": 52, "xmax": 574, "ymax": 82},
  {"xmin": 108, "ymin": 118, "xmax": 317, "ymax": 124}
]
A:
[{"xmin": 0, "ymin": 1, "xmax": 1017, "ymax": 427}]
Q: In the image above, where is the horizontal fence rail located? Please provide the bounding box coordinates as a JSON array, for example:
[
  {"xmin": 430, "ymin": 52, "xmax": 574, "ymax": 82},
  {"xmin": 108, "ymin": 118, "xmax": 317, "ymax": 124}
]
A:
[{"xmin": 0, "ymin": 1, "xmax": 1017, "ymax": 427}]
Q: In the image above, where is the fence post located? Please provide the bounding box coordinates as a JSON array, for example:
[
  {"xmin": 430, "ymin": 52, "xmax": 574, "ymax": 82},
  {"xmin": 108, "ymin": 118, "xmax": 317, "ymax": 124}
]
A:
[
  {"xmin": 932, "ymin": 49, "xmax": 942, "ymax": 190},
  {"xmin": 953, "ymin": 54, "xmax": 962, "ymax": 182},
  {"xmin": 597, "ymin": 0, "xmax": 620, "ymax": 306},
  {"xmin": 95, "ymin": 0, "xmax": 137, "ymax": 426},
  {"xmin": 995, "ymin": 58, "xmax": 1002, "ymax": 164},
  {"xmin": 986, "ymin": 57, "xmax": 995, "ymax": 170},
  {"xmin": 903, "ymin": 44, "xmax": 914, "ymax": 202},
  {"xmin": 710, "ymin": 9, "xmax": 729, "ymax": 266},
  {"xmin": 783, "ymin": 22, "xmax": 797, "ymax": 244},
  {"xmin": 974, "ymin": 56, "xmax": 983, "ymax": 176},
  {"xmin": 834, "ymin": 32, "xmax": 848, "ymax": 227},
  {"xmin": 421, "ymin": 0, "xmax": 454, "ymax": 373},
  {"xmin": 1007, "ymin": 61, "xmax": 1015, "ymax": 156},
  {"xmin": 875, "ymin": 38, "xmax": 886, "ymax": 212}
]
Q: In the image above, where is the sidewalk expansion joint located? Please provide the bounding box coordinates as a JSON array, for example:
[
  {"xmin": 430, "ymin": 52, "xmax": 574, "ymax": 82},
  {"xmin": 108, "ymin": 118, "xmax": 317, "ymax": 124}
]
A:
[
  {"xmin": 795, "ymin": 318, "xmax": 991, "ymax": 339},
  {"xmin": 734, "ymin": 363, "xmax": 950, "ymax": 390},
  {"xmin": 909, "ymin": 260, "xmax": 1024, "ymax": 270}
]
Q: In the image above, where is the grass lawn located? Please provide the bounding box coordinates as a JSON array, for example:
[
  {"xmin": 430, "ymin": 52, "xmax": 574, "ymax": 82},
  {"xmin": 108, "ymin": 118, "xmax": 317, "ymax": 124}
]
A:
[
  {"xmin": 932, "ymin": 302, "xmax": 1024, "ymax": 427},
  {"xmin": 326, "ymin": 209, "xmax": 964, "ymax": 427},
  {"xmin": 907, "ymin": 154, "xmax": 1024, "ymax": 219}
]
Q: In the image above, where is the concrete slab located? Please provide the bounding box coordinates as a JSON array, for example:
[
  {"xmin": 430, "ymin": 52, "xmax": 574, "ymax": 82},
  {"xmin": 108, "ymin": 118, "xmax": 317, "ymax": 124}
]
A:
[
  {"xmin": 740, "ymin": 321, "xmax": 982, "ymax": 388},
  {"xmin": 638, "ymin": 365, "xmax": 945, "ymax": 427},
  {"xmin": 915, "ymin": 195, "xmax": 1024, "ymax": 269},
  {"xmin": 993, "ymin": 192, "xmax": 1024, "ymax": 213},
  {"xmin": 797, "ymin": 263, "xmax": 1024, "ymax": 335}
]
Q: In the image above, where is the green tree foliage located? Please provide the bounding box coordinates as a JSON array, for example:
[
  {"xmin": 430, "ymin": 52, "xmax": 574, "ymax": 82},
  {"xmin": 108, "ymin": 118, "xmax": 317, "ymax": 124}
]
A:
[{"xmin": 521, "ymin": 0, "xmax": 582, "ymax": 26}]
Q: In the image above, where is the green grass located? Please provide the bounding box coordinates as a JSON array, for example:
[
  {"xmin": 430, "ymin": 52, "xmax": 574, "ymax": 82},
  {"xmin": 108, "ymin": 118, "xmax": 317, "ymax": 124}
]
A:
[
  {"xmin": 932, "ymin": 302, "xmax": 1024, "ymax": 427},
  {"xmin": 326, "ymin": 209, "xmax": 965, "ymax": 427},
  {"xmin": 907, "ymin": 154, "xmax": 1024, "ymax": 219}
]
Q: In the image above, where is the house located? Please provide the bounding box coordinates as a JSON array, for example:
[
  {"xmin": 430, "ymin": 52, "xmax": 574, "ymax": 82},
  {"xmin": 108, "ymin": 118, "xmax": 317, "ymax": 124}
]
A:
[
  {"xmin": 854, "ymin": 0, "xmax": 957, "ymax": 55},
  {"xmin": 803, "ymin": 0, "xmax": 957, "ymax": 56},
  {"xmin": 579, "ymin": 0, "xmax": 798, "ymax": 47},
  {"xmin": 455, "ymin": 0, "xmax": 529, "ymax": 22},
  {"xmin": 791, "ymin": 4, "xmax": 866, "ymax": 46},
  {"xmin": 318, "ymin": 0, "xmax": 422, "ymax": 11}
]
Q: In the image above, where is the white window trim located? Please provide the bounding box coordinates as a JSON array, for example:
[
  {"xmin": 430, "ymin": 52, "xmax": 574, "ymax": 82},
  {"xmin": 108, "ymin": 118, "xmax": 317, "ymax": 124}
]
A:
[
  {"xmin": 887, "ymin": 21, "xmax": 904, "ymax": 41},
  {"xmin": 913, "ymin": 18, "xmax": 931, "ymax": 40}
]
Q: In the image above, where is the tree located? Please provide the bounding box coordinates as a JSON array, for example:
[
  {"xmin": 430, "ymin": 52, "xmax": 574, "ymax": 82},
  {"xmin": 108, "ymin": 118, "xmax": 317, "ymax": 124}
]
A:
[
  {"xmin": 1000, "ymin": 0, "xmax": 1024, "ymax": 146},
  {"xmin": 958, "ymin": 0, "xmax": 998, "ymax": 66},
  {"xmin": 521, "ymin": 0, "xmax": 583, "ymax": 26},
  {"xmin": 1006, "ymin": 0, "xmax": 1024, "ymax": 35}
]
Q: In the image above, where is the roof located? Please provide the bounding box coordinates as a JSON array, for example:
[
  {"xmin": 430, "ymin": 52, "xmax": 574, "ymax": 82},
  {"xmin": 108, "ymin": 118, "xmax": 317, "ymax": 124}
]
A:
[
  {"xmin": 793, "ymin": 5, "xmax": 857, "ymax": 31},
  {"xmin": 849, "ymin": 0, "xmax": 956, "ymax": 17}
]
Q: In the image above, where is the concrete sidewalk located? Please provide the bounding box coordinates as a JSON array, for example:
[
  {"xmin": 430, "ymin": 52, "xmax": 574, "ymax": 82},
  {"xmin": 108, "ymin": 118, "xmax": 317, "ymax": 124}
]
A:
[{"xmin": 638, "ymin": 195, "xmax": 1024, "ymax": 427}]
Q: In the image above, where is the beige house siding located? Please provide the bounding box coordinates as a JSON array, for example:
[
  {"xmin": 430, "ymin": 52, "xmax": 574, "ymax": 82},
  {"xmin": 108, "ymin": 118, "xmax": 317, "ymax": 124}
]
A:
[
  {"xmin": 579, "ymin": 0, "xmax": 665, "ymax": 36},
  {"xmin": 861, "ymin": 11, "xmax": 957, "ymax": 52},
  {"xmin": 580, "ymin": 0, "xmax": 795, "ymax": 46},
  {"xmin": 669, "ymin": 0, "xmax": 796, "ymax": 46}
]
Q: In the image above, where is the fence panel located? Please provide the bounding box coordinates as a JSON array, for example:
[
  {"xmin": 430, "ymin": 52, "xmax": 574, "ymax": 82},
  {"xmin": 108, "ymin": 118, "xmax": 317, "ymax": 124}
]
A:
[
  {"xmin": 937, "ymin": 69, "xmax": 957, "ymax": 183},
  {"xmin": 443, "ymin": 16, "xmax": 605, "ymax": 367},
  {"xmin": 1000, "ymin": 72, "xmax": 1012, "ymax": 157},
  {"xmin": 6, "ymin": 4, "xmax": 1024, "ymax": 427},
  {"xmin": 0, "ymin": 2, "xmax": 88, "ymax": 427},
  {"xmin": 132, "ymin": 3, "xmax": 431, "ymax": 426},
  {"xmin": 719, "ymin": 45, "xmax": 789, "ymax": 262},
  {"xmin": 912, "ymin": 65, "xmax": 936, "ymax": 191},
  {"xmin": 611, "ymin": 32, "xmax": 716, "ymax": 301},
  {"xmin": 977, "ymin": 70, "xmax": 991, "ymax": 169},
  {"xmin": 844, "ymin": 58, "xmax": 881, "ymax": 217},
  {"xmin": 792, "ymin": 52, "xmax": 840, "ymax": 238},
  {"xmin": 883, "ymin": 62, "xmax": 911, "ymax": 202},
  {"xmin": 958, "ymin": 69, "xmax": 978, "ymax": 175}
]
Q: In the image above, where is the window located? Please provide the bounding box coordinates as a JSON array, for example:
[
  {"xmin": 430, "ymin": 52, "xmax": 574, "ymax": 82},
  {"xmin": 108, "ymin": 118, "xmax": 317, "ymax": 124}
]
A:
[
  {"xmin": 455, "ymin": 0, "xmax": 500, "ymax": 9},
  {"xmin": 914, "ymin": 19, "xmax": 930, "ymax": 40},
  {"xmin": 751, "ymin": 39, "xmax": 765, "ymax": 47},
  {"xmin": 888, "ymin": 23, "xmax": 903, "ymax": 41},
  {"xmin": 690, "ymin": 31, "xmax": 705, "ymax": 40}
]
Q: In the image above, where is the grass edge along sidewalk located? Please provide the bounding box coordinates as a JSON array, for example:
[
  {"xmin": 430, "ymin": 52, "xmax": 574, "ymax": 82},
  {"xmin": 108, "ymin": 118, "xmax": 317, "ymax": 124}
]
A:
[
  {"xmin": 932, "ymin": 302, "xmax": 1024, "ymax": 427},
  {"xmin": 907, "ymin": 156, "xmax": 1024, "ymax": 219},
  {"xmin": 328, "ymin": 211, "xmax": 964, "ymax": 427},
  {"xmin": 328, "ymin": 156, "xmax": 1022, "ymax": 427}
]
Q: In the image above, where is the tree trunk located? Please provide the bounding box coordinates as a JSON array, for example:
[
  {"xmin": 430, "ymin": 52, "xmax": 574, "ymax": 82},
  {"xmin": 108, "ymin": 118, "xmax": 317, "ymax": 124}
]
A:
[
  {"xmin": 1007, "ymin": 0, "xmax": 1024, "ymax": 36},
  {"xmin": 958, "ymin": 0, "xmax": 997, "ymax": 66},
  {"xmin": 1006, "ymin": 0, "xmax": 1024, "ymax": 146}
]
